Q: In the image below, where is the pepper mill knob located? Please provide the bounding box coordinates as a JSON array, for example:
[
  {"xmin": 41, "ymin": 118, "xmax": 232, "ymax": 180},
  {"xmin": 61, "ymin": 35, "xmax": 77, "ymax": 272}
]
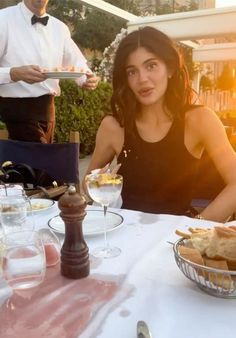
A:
[{"xmin": 58, "ymin": 185, "xmax": 89, "ymax": 279}]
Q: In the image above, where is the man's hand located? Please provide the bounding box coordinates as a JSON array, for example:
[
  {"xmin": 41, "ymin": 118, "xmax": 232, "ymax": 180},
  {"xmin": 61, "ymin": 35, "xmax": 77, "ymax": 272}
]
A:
[
  {"xmin": 82, "ymin": 73, "xmax": 100, "ymax": 90},
  {"xmin": 10, "ymin": 65, "xmax": 46, "ymax": 84}
]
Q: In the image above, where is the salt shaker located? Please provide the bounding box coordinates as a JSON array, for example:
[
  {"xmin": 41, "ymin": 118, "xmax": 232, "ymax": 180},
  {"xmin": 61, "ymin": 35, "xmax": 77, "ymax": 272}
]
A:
[{"xmin": 58, "ymin": 185, "xmax": 89, "ymax": 279}]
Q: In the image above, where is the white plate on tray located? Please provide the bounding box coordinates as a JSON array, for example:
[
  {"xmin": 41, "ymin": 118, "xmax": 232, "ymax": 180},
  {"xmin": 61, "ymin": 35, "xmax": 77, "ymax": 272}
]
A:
[
  {"xmin": 43, "ymin": 71, "xmax": 86, "ymax": 79},
  {"xmin": 48, "ymin": 209, "xmax": 124, "ymax": 236},
  {"xmin": 28, "ymin": 198, "xmax": 55, "ymax": 214}
]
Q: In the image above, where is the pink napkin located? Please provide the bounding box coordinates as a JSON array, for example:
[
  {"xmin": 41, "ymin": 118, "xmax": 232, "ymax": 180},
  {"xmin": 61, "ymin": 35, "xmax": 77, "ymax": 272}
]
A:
[{"xmin": 0, "ymin": 265, "xmax": 132, "ymax": 338}]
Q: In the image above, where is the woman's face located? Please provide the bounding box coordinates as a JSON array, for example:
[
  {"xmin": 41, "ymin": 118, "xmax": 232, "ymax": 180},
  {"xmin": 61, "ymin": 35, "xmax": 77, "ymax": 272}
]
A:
[{"xmin": 125, "ymin": 47, "xmax": 170, "ymax": 107}]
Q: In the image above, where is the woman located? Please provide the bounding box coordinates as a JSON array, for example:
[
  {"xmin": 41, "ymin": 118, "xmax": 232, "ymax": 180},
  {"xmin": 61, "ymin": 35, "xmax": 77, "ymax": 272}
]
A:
[{"xmin": 84, "ymin": 26, "xmax": 236, "ymax": 222}]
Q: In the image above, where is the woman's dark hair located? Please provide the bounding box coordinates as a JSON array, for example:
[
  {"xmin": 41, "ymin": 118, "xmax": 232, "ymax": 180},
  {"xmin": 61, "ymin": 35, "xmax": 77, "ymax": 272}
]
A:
[{"xmin": 111, "ymin": 26, "xmax": 195, "ymax": 131}]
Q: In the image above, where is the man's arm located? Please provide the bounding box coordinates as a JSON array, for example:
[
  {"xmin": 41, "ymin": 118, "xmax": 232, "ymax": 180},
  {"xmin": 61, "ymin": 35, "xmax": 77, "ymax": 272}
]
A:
[{"xmin": 62, "ymin": 25, "xmax": 99, "ymax": 90}]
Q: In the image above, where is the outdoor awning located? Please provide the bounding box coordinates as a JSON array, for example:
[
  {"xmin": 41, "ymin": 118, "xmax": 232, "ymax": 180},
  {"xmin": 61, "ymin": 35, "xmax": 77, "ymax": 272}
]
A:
[
  {"xmin": 77, "ymin": 1, "xmax": 236, "ymax": 63},
  {"xmin": 193, "ymin": 42, "xmax": 236, "ymax": 62},
  {"xmin": 127, "ymin": 6, "xmax": 236, "ymax": 40},
  {"xmin": 76, "ymin": 0, "xmax": 137, "ymax": 21}
]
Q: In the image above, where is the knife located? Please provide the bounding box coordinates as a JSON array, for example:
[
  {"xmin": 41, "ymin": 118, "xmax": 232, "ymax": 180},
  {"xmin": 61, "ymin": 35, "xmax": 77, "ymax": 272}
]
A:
[{"xmin": 137, "ymin": 320, "xmax": 152, "ymax": 338}]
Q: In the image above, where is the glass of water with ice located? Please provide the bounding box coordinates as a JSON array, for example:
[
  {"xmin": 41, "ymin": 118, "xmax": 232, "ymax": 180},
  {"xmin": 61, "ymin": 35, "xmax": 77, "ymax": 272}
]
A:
[{"xmin": 0, "ymin": 195, "xmax": 31, "ymax": 235}]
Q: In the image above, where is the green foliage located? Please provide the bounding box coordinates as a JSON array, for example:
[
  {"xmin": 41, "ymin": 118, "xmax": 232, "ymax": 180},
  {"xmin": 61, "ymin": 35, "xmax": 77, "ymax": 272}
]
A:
[
  {"xmin": 54, "ymin": 80, "xmax": 112, "ymax": 155},
  {"xmin": 0, "ymin": 1, "xmax": 20, "ymax": 9},
  {"xmin": 0, "ymin": 120, "xmax": 6, "ymax": 130},
  {"xmin": 74, "ymin": 11, "xmax": 125, "ymax": 52},
  {"xmin": 155, "ymin": 0, "xmax": 198, "ymax": 14},
  {"xmin": 216, "ymin": 64, "xmax": 235, "ymax": 91},
  {"xmin": 177, "ymin": 44, "xmax": 196, "ymax": 80},
  {"xmin": 47, "ymin": 0, "xmax": 83, "ymax": 27},
  {"xmin": 200, "ymin": 75, "xmax": 213, "ymax": 92},
  {"xmin": 46, "ymin": 0, "xmax": 141, "ymax": 53},
  {"xmin": 73, "ymin": 0, "xmax": 141, "ymax": 52}
]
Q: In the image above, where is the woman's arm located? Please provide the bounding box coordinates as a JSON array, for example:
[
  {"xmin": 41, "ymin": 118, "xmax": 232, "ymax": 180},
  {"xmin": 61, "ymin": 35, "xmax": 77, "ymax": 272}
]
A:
[{"xmin": 189, "ymin": 107, "xmax": 236, "ymax": 222}]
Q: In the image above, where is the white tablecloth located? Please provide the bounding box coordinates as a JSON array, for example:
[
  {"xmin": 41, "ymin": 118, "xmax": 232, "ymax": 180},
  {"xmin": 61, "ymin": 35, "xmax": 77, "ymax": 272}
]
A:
[{"xmin": 1, "ymin": 203, "xmax": 236, "ymax": 338}]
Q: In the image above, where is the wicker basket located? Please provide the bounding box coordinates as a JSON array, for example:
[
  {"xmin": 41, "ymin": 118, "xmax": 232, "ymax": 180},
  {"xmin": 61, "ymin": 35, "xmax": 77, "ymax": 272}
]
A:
[{"xmin": 173, "ymin": 238, "xmax": 236, "ymax": 298}]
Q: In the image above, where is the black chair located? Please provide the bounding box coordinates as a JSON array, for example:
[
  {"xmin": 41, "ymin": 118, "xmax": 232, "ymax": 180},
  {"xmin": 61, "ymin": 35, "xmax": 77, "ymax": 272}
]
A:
[{"xmin": 0, "ymin": 131, "xmax": 80, "ymax": 198}]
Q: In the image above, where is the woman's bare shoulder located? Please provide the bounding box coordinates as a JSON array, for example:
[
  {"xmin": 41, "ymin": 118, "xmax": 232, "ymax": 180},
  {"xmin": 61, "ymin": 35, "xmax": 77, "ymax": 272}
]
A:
[
  {"xmin": 99, "ymin": 115, "xmax": 123, "ymax": 134},
  {"xmin": 185, "ymin": 106, "xmax": 221, "ymax": 127},
  {"xmin": 186, "ymin": 105, "xmax": 215, "ymax": 118}
]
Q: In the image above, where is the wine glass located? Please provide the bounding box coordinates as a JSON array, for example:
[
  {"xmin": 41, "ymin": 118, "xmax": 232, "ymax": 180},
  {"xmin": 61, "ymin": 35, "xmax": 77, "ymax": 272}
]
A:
[{"xmin": 85, "ymin": 173, "xmax": 123, "ymax": 258}]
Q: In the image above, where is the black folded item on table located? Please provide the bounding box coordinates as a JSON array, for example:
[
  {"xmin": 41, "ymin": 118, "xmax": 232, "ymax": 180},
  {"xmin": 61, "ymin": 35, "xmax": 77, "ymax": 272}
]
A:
[{"xmin": 0, "ymin": 162, "xmax": 58, "ymax": 189}]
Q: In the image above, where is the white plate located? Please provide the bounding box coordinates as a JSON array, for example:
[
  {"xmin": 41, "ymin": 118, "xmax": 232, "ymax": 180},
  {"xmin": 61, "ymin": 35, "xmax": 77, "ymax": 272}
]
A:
[
  {"xmin": 43, "ymin": 71, "xmax": 86, "ymax": 79},
  {"xmin": 48, "ymin": 209, "xmax": 124, "ymax": 236},
  {"xmin": 28, "ymin": 198, "xmax": 55, "ymax": 214}
]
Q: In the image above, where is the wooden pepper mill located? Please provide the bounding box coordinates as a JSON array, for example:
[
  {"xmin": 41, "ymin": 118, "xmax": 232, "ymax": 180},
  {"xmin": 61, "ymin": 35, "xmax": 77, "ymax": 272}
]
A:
[{"xmin": 58, "ymin": 185, "xmax": 90, "ymax": 279}]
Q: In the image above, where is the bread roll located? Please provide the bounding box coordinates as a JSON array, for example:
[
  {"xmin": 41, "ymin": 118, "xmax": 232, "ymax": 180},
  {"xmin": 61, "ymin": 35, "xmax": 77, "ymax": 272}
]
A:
[
  {"xmin": 178, "ymin": 246, "xmax": 206, "ymax": 277},
  {"xmin": 189, "ymin": 229, "xmax": 213, "ymax": 255},
  {"xmin": 176, "ymin": 225, "xmax": 236, "ymax": 271},
  {"xmin": 178, "ymin": 246, "xmax": 205, "ymax": 266},
  {"xmin": 206, "ymin": 226, "xmax": 236, "ymax": 263},
  {"xmin": 204, "ymin": 258, "xmax": 232, "ymax": 289}
]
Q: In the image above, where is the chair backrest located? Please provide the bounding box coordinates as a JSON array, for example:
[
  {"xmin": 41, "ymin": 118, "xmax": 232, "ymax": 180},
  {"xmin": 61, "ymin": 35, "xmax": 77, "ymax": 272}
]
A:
[{"xmin": 0, "ymin": 131, "xmax": 80, "ymax": 185}]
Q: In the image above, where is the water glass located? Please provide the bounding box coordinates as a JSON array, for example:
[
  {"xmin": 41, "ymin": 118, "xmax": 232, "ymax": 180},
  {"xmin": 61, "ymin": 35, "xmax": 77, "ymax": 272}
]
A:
[
  {"xmin": 0, "ymin": 184, "xmax": 24, "ymax": 197},
  {"xmin": 38, "ymin": 229, "xmax": 61, "ymax": 267},
  {"xmin": 2, "ymin": 230, "xmax": 46, "ymax": 290},
  {"xmin": 0, "ymin": 195, "xmax": 31, "ymax": 234},
  {"xmin": 0, "ymin": 237, "xmax": 4, "ymax": 276}
]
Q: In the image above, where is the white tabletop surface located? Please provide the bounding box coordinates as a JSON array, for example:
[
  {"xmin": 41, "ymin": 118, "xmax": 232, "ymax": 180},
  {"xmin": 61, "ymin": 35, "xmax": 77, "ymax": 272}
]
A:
[{"xmin": 1, "ymin": 202, "xmax": 236, "ymax": 338}]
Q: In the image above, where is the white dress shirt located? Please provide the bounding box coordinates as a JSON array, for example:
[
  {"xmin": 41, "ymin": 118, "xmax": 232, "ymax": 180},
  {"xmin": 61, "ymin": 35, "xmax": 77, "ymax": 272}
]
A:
[{"xmin": 0, "ymin": 2, "xmax": 90, "ymax": 98}]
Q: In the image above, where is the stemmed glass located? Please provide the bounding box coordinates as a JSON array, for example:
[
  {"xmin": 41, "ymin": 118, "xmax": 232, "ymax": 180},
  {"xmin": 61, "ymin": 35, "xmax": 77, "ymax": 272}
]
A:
[{"xmin": 85, "ymin": 173, "xmax": 123, "ymax": 258}]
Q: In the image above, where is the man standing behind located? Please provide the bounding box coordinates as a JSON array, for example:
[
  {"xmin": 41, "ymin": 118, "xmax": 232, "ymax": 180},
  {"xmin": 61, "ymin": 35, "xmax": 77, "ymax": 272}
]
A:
[{"xmin": 0, "ymin": 0, "xmax": 99, "ymax": 143}]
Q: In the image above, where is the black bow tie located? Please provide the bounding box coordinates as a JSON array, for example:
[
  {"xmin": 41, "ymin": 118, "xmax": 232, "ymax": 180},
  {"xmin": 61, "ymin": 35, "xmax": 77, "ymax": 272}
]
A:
[{"xmin": 31, "ymin": 15, "xmax": 49, "ymax": 26}]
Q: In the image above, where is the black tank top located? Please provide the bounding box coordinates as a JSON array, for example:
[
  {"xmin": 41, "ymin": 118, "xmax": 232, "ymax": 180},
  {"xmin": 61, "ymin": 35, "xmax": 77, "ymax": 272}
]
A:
[{"xmin": 117, "ymin": 118, "xmax": 200, "ymax": 215}]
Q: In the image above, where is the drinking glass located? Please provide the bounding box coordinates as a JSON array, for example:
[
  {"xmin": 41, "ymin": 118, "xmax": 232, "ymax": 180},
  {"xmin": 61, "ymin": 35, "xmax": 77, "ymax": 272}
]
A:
[
  {"xmin": 2, "ymin": 230, "xmax": 46, "ymax": 290},
  {"xmin": 0, "ymin": 195, "xmax": 33, "ymax": 235},
  {"xmin": 0, "ymin": 237, "xmax": 4, "ymax": 275},
  {"xmin": 38, "ymin": 229, "xmax": 61, "ymax": 267},
  {"xmin": 85, "ymin": 173, "xmax": 123, "ymax": 258}
]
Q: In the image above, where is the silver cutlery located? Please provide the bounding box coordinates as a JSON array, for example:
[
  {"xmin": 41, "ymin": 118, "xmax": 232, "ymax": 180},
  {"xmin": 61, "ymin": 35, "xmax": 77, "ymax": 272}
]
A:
[
  {"xmin": 137, "ymin": 320, "xmax": 152, "ymax": 338},
  {"xmin": 166, "ymin": 240, "xmax": 174, "ymax": 246}
]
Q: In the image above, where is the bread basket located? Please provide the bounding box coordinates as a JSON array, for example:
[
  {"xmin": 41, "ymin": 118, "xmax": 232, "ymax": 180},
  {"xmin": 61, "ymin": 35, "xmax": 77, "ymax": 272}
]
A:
[{"xmin": 173, "ymin": 238, "xmax": 236, "ymax": 298}]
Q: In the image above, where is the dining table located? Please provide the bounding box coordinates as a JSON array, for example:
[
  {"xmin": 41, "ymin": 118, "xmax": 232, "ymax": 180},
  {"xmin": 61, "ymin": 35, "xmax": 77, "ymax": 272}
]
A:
[{"xmin": 0, "ymin": 202, "xmax": 235, "ymax": 338}]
